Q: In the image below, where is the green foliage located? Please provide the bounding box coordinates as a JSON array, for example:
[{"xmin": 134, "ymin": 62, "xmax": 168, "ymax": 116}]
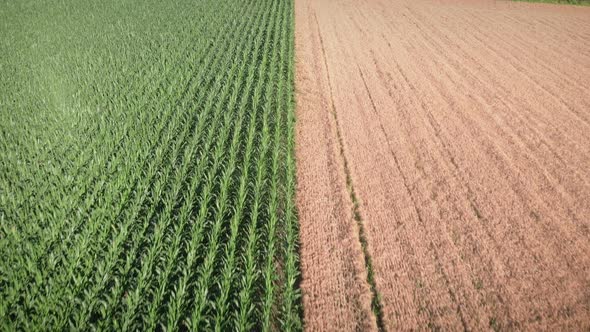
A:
[{"xmin": 0, "ymin": 0, "xmax": 301, "ymax": 330}]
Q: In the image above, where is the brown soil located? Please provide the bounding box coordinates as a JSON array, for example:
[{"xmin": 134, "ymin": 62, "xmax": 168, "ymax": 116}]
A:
[
  {"xmin": 294, "ymin": 0, "xmax": 377, "ymax": 330},
  {"xmin": 294, "ymin": 0, "xmax": 590, "ymax": 330}
]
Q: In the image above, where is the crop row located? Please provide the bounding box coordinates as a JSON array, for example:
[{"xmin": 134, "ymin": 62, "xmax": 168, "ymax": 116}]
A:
[{"xmin": 0, "ymin": 0, "xmax": 300, "ymax": 330}]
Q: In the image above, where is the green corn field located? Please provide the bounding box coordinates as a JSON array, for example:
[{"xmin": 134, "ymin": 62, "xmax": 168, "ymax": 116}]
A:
[{"xmin": 0, "ymin": 0, "xmax": 301, "ymax": 330}]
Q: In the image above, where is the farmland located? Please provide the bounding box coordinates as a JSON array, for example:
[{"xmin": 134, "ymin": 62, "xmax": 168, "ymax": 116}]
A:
[
  {"xmin": 295, "ymin": 0, "xmax": 590, "ymax": 330},
  {"xmin": 3, "ymin": 0, "xmax": 590, "ymax": 330},
  {"xmin": 0, "ymin": 0, "xmax": 300, "ymax": 330}
]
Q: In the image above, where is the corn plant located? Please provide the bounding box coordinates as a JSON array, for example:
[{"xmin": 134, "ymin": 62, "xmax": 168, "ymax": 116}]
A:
[{"xmin": 0, "ymin": 0, "xmax": 301, "ymax": 330}]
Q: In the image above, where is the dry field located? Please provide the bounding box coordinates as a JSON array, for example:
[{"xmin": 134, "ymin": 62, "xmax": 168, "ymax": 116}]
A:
[{"xmin": 295, "ymin": 0, "xmax": 590, "ymax": 330}]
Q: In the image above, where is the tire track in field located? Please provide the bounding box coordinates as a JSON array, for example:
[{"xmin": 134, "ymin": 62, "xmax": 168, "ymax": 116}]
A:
[
  {"xmin": 295, "ymin": 0, "xmax": 590, "ymax": 330},
  {"xmin": 294, "ymin": 0, "xmax": 377, "ymax": 330}
]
